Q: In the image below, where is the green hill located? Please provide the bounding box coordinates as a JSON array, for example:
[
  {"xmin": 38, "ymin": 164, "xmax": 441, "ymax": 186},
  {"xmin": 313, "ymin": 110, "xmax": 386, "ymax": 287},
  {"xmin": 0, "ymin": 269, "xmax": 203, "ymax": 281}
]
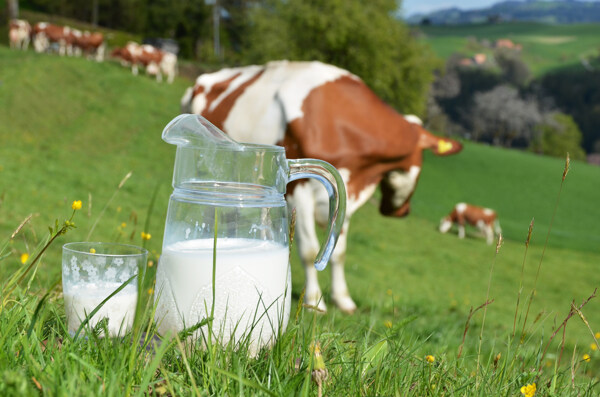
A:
[
  {"xmin": 417, "ymin": 21, "xmax": 600, "ymax": 76},
  {"xmin": 2, "ymin": 45, "xmax": 600, "ymax": 361}
]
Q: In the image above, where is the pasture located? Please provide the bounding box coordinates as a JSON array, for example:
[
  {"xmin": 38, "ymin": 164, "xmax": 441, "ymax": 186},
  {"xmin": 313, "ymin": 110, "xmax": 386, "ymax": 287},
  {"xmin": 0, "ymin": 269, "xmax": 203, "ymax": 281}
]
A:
[
  {"xmin": 2, "ymin": 46, "xmax": 600, "ymax": 394},
  {"xmin": 417, "ymin": 21, "xmax": 600, "ymax": 76}
]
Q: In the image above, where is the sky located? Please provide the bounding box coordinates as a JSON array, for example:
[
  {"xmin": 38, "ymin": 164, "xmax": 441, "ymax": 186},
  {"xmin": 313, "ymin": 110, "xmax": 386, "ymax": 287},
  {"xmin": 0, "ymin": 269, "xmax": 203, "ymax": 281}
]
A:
[
  {"xmin": 400, "ymin": 0, "xmax": 600, "ymax": 17},
  {"xmin": 400, "ymin": 0, "xmax": 505, "ymax": 17}
]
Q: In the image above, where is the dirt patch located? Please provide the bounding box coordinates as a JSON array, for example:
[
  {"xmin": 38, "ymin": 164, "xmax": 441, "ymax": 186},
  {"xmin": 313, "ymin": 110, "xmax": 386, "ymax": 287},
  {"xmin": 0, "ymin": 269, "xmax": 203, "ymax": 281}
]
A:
[{"xmin": 526, "ymin": 36, "xmax": 576, "ymax": 45}]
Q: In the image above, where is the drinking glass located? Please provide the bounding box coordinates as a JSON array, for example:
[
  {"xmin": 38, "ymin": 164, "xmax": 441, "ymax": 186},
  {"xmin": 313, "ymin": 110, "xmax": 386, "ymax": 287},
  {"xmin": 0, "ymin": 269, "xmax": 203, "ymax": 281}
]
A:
[{"xmin": 62, "ymin": 242, "xmax": 147, "ymax": 337}]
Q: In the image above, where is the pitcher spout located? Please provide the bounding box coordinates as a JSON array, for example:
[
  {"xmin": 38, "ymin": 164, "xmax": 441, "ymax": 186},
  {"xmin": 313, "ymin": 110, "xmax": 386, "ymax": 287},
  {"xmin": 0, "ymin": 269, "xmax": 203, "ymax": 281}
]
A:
[{"xmin": 162, "ymin": 113, "xmax": 242, "ymax": 149}]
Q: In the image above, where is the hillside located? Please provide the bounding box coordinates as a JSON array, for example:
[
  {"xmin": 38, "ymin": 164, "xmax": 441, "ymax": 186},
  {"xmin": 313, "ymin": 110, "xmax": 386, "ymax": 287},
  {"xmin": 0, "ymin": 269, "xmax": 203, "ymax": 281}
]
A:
[
  {"xmin": 2, "ymin": 45, "xmax": 600, "ymax": 360},
  {"xmin": 416, "ymin": 21, "xmax": 600, "ymax": 76}
]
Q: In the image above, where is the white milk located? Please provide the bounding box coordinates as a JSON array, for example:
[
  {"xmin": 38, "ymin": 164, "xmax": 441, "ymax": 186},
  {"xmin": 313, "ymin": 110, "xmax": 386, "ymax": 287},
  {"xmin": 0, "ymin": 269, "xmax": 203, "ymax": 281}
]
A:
[
  {"xmin": 64, "ymin": 283, "xmax": 138, "ymax": 337},
  {"xmin": 155, "ymin": 238, "xmax": 291, "ymax": 355}
]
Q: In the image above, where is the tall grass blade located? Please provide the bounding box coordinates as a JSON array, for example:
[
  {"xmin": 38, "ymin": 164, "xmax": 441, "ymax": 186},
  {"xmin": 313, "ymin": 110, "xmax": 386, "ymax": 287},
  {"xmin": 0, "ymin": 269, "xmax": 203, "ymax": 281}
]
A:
[{"xmin": 73, "ymin": 274, "xmax": 136, "ymax": 339}]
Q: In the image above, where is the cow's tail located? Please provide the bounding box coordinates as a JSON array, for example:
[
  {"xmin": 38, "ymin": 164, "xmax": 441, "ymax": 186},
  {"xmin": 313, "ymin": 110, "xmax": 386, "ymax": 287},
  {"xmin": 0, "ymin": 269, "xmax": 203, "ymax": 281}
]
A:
[
  {"xmin": 180, "ymin": 86, "xmax": 193, "ymax": 114},
  {"xmin": 493, "ymin": 219, "xmax": 502, "ymax": 236}
]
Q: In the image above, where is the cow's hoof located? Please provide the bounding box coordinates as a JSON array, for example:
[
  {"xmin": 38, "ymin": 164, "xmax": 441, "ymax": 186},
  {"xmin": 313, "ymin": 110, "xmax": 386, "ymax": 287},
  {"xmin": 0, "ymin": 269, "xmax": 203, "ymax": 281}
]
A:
[{"xmin": 332, "ymin": 295, "xmax": 357, "ymax": 314}]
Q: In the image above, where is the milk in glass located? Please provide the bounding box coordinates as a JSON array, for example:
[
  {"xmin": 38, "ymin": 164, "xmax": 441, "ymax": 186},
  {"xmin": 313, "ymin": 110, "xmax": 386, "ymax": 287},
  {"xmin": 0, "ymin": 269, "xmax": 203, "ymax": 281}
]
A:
[
  {"xmin": 155, "ymin": 238, "xmax": 291, "ymax": 354},
  {"xmin": 64, "ymin": 283, "xmax": 138, "ymax": 336}
]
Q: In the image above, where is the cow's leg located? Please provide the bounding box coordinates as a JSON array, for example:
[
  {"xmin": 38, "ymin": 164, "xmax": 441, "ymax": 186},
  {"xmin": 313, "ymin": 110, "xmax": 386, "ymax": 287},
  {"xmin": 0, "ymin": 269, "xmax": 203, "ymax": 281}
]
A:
[
  {"xmin": 132, "ymin": 63, "xmax": 139, "ymax": 76},
  {"xmin": 329, "ymin": 220, "xmax": 357, "ymax": 314},
  {"xmin": 457, "ymin": 222, "xmax": 466, "ymax": 239},
  {"xmin": 288, "ymin": 183, "xmax": 327, "ymax": 313},
  {"xmin": 96, "ymin": 43, "xmax": 105, "ymax": 62},
  {"xmin": 483, "ymin": 223, "xmax": 494, "ymax": 245}
]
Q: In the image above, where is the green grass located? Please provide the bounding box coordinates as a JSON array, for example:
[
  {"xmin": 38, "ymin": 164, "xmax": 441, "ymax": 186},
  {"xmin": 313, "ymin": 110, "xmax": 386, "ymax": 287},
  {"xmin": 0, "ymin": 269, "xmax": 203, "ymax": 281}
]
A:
[
  {"xmin": 417, "ymin": 21, "xmax": 600, "ymax": 76},
  {"xmin": 2, "ymin": 46, "xmax": 600, "ymax": 394}
]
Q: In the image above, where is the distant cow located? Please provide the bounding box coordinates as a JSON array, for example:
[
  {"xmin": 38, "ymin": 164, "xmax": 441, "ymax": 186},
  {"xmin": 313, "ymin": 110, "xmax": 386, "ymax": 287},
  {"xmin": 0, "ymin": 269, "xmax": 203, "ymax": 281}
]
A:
[
  {"xmin": 111, "ymin": 42, "xmax": 177, "ymax": 83},
  {"xmin": 73, "ymin": 31, "xmax": 105, "ymax": 61},
  {"xmin": 180, "ymin": 60, "xmax": 463, "ymax": 313},
  {"xmin": 9, "ymin": 19, "xmax": 31, "ymax": 50},
  {"xmin": 439, "ymin": 203, "xmax": 501, "ymax": 245},
  {"xmin": 32, "ymin": 22, "xmax": 71, "ymax": 55}
]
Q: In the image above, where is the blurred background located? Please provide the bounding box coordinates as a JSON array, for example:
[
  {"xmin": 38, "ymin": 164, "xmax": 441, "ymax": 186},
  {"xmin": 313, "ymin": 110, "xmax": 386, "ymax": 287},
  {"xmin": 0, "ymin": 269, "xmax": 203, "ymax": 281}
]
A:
[{"xmin": 3, "ymin": 0, "xmax": 600, "ymax": 163}]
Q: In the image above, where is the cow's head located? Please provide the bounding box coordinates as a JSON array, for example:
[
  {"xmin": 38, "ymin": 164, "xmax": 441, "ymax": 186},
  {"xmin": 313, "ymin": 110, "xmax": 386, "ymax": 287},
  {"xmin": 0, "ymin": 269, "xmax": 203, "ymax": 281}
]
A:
[{"xmin": 378, "ymin": 121, "xmax": 462, "ymax": 217}]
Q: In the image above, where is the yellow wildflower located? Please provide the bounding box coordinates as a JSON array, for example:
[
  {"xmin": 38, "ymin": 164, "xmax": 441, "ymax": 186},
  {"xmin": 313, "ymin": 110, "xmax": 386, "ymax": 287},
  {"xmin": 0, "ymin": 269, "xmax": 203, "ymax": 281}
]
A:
[
  {"xmin": 147, "ymin": 260, "xmax": 154, "ymax": 267},
  {"xmin": 148, "ymin": 288, "xmax": 154, "ymax": 295},
  {"xmin": 386, "ymin": 289, "xmax": 392, "ymax": 296},
  {"xmin": 20, "ymin": 253, "xmax": 29, "ymax": 264},
  {"xmin": 425, "ymin": 355, "xmax": 435, "ymax": 363},
  {"xmin": 583, "ymin": 354, "xmax": 591, "ymax": 362},
  {"xmin": 520, "ymin": 383, "xmax": 536, "ymax": 397},
  {"xmin": 141, "ymin": 232, "xmax": 152, "ymax": 241},
  {"xmin": 384, "ymin": 320, "xmax": 392, "ymax": 329},
  {"xmin": 591, "ymin": 343, "xmax": 598, "ymax": 351},
  {"xmin": 596, "ymin": 332, "xmax": 600, "ymax": 339},
  {"xmin": 90, "ymin": 248, "xmax": 96, "ymax": 254},
  {"xmin": 72, "ymin": 200, "xmax": 82, "ymax": 210},
  {"xmin": 121, "ymin": 222, "xmax": 127, "ymax": 228}
]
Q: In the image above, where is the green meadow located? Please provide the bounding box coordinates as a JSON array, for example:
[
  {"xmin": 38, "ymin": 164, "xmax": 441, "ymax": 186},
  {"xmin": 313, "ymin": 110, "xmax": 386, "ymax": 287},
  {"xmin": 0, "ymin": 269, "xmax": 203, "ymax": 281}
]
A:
[
  {"xmin": 417, "ymin": 21, "xmax": 600, "ymax": 76},
  {"xmin": 2, "ymin": 46, "xmax": 600, "ymax": 394}
]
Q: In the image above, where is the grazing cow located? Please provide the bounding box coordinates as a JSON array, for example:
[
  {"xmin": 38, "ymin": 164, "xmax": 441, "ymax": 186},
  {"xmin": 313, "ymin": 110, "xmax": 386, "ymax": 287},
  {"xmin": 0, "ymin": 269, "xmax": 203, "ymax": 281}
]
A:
[
  {"xmin": 180, "ymin": 60, "xmax": 463, "ymax": 313},
  {"xmin": 439, "ymin": 203, "xmax": 501, "ymax": 245},
  {"xmin": 32, "ymin": 22, "xmax": 72, "ymax": 55},
  {"xmin": 9, "ymin": 19, "xmax": 31, "ymax": 50},
  {"xmin": 73, "ymin": 31, "xmax": 105, "ymax": 61},
  {"xmin": 111, "ymin": 42, "xmax": 177, "ymax": 83}
]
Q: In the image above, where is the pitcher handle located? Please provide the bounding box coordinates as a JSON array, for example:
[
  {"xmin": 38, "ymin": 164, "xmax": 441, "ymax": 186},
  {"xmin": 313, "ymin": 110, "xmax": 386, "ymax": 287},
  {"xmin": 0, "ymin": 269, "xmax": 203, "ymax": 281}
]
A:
[{"xmin": 287, "ymin": 159, "xmax": 347, "ymax": 271}]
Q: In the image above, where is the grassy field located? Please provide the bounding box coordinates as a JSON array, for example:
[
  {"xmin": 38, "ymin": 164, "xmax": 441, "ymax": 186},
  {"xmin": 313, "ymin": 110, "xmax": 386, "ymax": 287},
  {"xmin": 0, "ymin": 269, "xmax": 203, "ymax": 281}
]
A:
[
  {"xmin": 2, "ymin": 46, "xmax": 600, "ymax": 394},
  {"xmin": 417, "ymin": 21, "xmax": 600, "ymax": 76}
]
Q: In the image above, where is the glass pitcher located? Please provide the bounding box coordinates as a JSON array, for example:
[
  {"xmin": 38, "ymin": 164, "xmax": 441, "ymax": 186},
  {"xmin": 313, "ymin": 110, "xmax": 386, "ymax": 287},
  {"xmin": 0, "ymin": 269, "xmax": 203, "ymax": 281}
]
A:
[{"xmin": 154, "ymin": 114, "xmax": 346, "ymax": 355}]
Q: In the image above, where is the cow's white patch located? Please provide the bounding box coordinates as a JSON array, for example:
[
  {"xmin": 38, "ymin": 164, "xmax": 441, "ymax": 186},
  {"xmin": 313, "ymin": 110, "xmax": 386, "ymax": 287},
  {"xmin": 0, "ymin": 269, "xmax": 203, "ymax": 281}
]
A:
[
  {"xmin": 386, "ymin": 166, "xmax": 421, "ymax": 208},
  {"xmin": 456, "ymin": 202, "xmax": 467, "ymax": 213},
  {"xmin": 439, "ymin": 218, "xmax": 452, "ymax": 233},
  {"xmin": 403, "ymin": 114, "xmax": 423, "ymax": 125},
  {"xmin": 38, "ymin": 22, "xmax": 48, "ymax": 29},
  {"xmin": 483, "ymin": 208, "xmax": 494, "ymax": 216},
  {"xmin": 309, "ymin": 168, "xmax": 375, "ymax": 226},
  {"xmin": 276, "ymin": 61, "xmax": 358, "ymax": 122},
  {"xmin": 208, "ymin": 65, "xmax": 264, "ymax": 112},
  {"xmin": 224, "ymin": 64, "xmax": 290, "ymax": 144},
  {"xmin": 180, "ymin": 87, "xmax": 194, "ymax": 113}
]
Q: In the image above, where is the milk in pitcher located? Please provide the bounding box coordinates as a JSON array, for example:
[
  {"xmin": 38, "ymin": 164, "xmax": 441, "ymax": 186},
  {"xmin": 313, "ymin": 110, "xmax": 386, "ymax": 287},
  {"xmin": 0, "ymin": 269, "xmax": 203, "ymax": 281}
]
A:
[{"xmin": 154, "ymin": 238, "xmax": 291, "ymax": 354}]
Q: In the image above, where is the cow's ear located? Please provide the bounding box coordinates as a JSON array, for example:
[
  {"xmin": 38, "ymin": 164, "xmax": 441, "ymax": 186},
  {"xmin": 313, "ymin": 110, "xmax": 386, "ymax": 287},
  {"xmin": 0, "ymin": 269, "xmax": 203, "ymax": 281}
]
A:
[{"xmin": 431, "ymin": 138, "xmax": 463, "ymax": 156}]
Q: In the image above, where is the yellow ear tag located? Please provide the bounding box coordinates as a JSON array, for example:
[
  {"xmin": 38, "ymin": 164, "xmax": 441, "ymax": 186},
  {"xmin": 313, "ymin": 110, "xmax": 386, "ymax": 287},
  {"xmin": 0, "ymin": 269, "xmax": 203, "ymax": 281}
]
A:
[{"xmin": 438, "ymin": 140, "xmax": 453, "ymax": 154}]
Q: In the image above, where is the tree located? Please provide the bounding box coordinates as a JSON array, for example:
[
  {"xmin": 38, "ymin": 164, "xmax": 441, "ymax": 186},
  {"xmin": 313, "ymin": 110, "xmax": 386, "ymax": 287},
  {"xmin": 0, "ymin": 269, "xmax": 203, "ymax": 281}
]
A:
[
  {"xmin": 469, "ymin": 85, "xmax": 543, "ymax": 147},
  {"xmin": 494, "ymin": 48, "xmax": 530, "ymax": 87},
  {"xmin": 7, "ymin": 0, "xmax": 19, "ymax": 19},
  {"xmin": 241, "ymin": 0, "xmax": 438, "ymax": 114},
  {"xmin": 530, "ymin": 112, "xmax": 586, "ymax": 160}
]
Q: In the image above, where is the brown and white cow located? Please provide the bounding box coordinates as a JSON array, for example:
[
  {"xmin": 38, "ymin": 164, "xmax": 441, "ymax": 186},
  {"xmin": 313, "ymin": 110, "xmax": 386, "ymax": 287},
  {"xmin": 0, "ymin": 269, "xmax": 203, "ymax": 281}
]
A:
[
  {"xmin": 73, "ymin": 31, "xmax": 105, "ymax": 61},
  {"xmin": 439, "ymin": 203, "xmax": 501, "ymax": 245},
  {"xmin": 111, "ymin": 42, "xmax": 177, "ymax": 83},
  {"xmin": 180, "ymin": 60, "xmax": 463, "ymax": 313},
  {"xmin": 9, "ymin": 19, "xmax": 31, "ymax": 50},
  {"xmin": 32, "ymin": 22, "xmax": 71, "ymax": 55}
]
